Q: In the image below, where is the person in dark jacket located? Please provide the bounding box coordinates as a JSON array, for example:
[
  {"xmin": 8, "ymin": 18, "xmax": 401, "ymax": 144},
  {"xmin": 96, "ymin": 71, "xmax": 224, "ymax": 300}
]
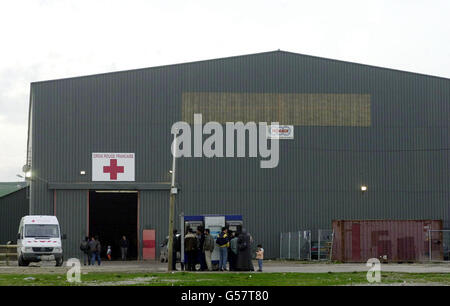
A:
[
  {"xmin": 236, "ymin": 228, "xmax": 253, "ymax": 271},
  {"xmin": 120, "ymin": 236, "xmax": 129, "ymax": 261},
  {"xmin": 228, "ymin": 231, "xmax": 238, "ymax": 271},
  {"xmin": 216, "ymin": 227, "xmax": 229, "ymax": 271},
  {"xmin": 79, "ymin": 236, "xmax": 90, "ymax": 265},
  {"xmin": 94, "ymin": 236, "xmax": 102, "ymax": 265},
  {"xmin": 196, "ymin": 227, "xmax": 207, "ymax": 271},
  {"xmin": 184, "ymin": 228, "xmax": 198, "ymax": 271},
  {"xmin": 88, "ymin": 236, "xmax": 98, "ymax": 265}
]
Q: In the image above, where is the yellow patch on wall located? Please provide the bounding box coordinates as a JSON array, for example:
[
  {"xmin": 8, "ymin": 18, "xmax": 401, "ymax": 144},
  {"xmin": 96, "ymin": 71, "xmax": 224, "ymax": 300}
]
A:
[{"xmin": 182, "ymin": 92, "xmax": 371, "ymax": 126}]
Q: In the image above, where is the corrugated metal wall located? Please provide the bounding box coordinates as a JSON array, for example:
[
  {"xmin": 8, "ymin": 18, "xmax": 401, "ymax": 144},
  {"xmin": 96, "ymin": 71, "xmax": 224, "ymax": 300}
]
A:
[
  {"xmin": 139, "ymin": 191, "xmax": 168, "ymax": 259},
  {"xmin": 0, "ymin": 188, "xmax": 29, "ymax": 244},
  {"xmin": 55, "ymin": 190, "xmax": 87, "ymax": 260},
  {"xmin": 29, "ymin": 51, "xmax": 450, "ymax": 259}
]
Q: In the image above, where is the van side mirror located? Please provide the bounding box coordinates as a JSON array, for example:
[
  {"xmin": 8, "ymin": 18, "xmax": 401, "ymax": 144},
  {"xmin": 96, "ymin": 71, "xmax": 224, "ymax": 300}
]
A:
[
  {"xmin": 62, "ymin": 234, "xmax": 67, "ymax": 240},
  {"xmin": 17, "ymin": 233, "xmax": 21, "ymax": 240}
]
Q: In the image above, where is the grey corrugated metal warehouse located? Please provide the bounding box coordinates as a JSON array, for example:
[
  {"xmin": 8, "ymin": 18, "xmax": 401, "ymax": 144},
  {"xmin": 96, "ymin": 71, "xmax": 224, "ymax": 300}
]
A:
[
  {"xmin": 26, "ymin": 50, "xmax": 450, "ymax": 260},
  {"xmin": 0, "ymin": 182, "xmax": 29, "ymax": 244}
]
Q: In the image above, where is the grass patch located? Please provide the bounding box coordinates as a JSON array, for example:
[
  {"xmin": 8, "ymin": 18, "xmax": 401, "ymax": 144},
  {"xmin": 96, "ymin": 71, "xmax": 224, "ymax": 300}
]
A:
[{"xmin": 1, "ymin": 271, "xmax": 450, "ymax": 286}]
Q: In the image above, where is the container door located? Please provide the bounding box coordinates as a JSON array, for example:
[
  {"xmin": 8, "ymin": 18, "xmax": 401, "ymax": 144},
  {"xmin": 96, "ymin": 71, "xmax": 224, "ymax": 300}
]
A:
[{"xmin": 351, "ymin": 223, "xmax": 361, "ymax": 261}]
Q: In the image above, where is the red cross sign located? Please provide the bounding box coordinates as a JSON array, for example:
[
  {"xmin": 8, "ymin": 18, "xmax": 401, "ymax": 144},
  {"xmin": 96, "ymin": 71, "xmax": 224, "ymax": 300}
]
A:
[
  {"xmin": 92, "ymin": 153, "xmax": 135, "ymax": 181},
  {"xmin": 103, "ymin": 159, "xmax": 124, "ymax": 180}
]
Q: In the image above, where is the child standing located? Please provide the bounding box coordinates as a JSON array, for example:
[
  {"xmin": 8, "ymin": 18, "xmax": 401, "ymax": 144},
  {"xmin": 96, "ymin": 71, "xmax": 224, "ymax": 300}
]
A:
[
  {"xmin": 256, "ymin": 244, "xmax": 264, "ymax": 272},
  {"xmin": 106, "ymin": 245, "xmax": 112, "ymax": 261}
]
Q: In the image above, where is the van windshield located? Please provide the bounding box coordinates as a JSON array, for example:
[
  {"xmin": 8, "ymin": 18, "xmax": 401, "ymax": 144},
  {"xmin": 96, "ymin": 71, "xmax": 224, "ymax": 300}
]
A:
[{"xmin": 24, "ymin": 224, "xmax": 60, "ymax": 238}]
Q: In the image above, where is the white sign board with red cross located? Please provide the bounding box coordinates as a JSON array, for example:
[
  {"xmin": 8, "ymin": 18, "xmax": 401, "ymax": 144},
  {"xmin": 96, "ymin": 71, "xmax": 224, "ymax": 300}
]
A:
[{"xmin": 92, "ymin": 153, "xmax": 135, "ymax": 181}]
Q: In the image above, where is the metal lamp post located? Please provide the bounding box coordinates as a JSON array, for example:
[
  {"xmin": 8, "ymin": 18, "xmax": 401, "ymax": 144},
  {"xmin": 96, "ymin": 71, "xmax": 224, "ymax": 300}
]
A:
[{"xmin": 167, "ymin": 130, "xmax": 178, "ymax": 271}]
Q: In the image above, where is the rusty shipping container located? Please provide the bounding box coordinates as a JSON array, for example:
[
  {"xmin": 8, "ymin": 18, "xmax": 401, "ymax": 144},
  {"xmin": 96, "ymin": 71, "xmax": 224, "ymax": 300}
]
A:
[{"xmin": 331, "ymin": 220, "xmax": 443, "ymax": 262}]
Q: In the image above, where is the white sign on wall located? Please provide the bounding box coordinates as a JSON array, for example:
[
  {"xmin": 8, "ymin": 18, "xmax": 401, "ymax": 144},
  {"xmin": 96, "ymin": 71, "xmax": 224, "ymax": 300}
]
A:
[
  {"xmin": 204, "ymin": 216, "xmax": 225, "ymax": 263},
  {"xmin": 267, "ymin": 125, "xmax": 294, "ymax": 139},
  {"xmin": 92, "ymin": 153, "xmax": 135, "ymax": 181}
]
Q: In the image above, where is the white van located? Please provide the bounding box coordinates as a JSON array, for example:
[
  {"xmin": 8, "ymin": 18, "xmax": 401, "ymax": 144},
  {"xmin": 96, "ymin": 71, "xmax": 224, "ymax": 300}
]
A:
[{"xmin": 17, "ymin": 215, "xmax": 66, "ymax": 266}]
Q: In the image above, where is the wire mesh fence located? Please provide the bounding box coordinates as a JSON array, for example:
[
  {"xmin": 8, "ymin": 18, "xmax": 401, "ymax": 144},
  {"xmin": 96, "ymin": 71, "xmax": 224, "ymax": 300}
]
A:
[
  {"xmin": 0, "ymin": 245, "xmax": 17, "ymax": 266},
  {"xmin": 280, "ymin": 230, "xmax": 334, "ymax": 261},
  {"xmin": 280, "ymin": 229, "xmax": 450, "ymax": 262},
  {"xmin": 279, "ymin": 230, "xmax": 311, "ymax": 260},
  {"xmin": 317, "ymin": 229, "xmax": 333, "ymax": 260}
]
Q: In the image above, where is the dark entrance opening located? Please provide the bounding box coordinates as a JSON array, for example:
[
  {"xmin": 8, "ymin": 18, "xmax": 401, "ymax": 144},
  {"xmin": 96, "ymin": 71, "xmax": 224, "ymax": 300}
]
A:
[{"xmin": 89, "ymin": 191, "xmax": 138, "ymax": 260}]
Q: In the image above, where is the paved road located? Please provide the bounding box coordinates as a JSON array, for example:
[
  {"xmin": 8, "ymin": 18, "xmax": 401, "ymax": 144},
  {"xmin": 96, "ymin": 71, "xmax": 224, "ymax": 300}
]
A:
[{"xmin": 1, "ymin": 260, "xmax": 450, "ymax": 274}]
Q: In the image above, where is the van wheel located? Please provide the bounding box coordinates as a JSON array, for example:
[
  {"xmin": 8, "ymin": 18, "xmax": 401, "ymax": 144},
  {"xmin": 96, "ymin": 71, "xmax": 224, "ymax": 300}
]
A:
[
  {"xmin": 55, "ymin": 257, "xmax": 64, "ymax": 267},
  {"xmin": 18, "ymin": 255, "xmax": 29, "ymax": 267}
]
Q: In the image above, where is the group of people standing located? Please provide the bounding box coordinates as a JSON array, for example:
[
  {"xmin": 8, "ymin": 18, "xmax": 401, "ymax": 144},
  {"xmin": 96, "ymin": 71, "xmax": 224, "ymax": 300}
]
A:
[
  {"xmin": 80, "ymin": 236, "xmax": 102, "ymax": 265},
  {"xmin": 80, "ymin": 235, "xmax": 129, "ymax": 264},
  {"xmin": 180, "ymin": 226, "xmax": 263, "ymax": 272}
]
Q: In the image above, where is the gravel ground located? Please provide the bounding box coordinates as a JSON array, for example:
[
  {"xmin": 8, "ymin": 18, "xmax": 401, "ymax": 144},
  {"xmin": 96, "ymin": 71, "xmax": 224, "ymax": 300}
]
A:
[{"xmin": 1, "ymin": 260, "xmax": 450, "ymax": 274}]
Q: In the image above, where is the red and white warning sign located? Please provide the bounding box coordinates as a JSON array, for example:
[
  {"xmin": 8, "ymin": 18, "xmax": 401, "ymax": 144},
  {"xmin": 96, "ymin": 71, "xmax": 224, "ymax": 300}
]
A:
[{"xmin": 92, "ymin": 153, "xmax": 135, "ymax": 181}]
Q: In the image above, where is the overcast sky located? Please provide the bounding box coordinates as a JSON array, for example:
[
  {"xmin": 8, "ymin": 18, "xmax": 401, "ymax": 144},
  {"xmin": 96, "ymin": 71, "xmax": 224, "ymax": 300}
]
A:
[{"xmin": 1, "ymin": 0, "xmax": 449, "ymax": 182}]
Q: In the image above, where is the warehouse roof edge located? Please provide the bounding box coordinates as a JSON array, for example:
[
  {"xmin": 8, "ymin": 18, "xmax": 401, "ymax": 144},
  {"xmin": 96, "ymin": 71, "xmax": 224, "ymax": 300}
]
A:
[{"xmin": 30, "ymin": 50, "xmax": 450, "ymax": 85}]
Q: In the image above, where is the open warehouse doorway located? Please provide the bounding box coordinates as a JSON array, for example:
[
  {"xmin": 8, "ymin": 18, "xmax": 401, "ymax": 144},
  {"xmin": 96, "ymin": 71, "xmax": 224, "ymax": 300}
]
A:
[{"xmin": 89, "ymin": 191, "xmax": 138, "ymax": 260}]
